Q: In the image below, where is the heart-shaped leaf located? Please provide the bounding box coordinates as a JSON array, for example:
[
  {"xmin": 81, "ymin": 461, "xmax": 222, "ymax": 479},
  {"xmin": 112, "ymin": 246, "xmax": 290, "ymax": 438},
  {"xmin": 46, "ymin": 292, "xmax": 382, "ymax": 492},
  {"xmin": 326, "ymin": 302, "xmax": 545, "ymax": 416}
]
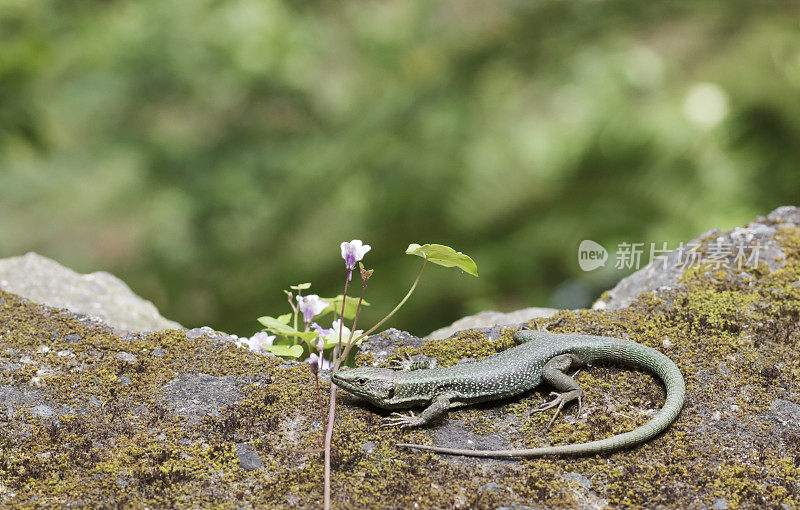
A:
[
  {"xmin": 321, "ymin": 331, "xmax": 367, "ymax": 349},
  {"xmin": 406, "ymin": 243, "xmax": 478, "ymax": 277},
  {"xmin": 263, "ymin": 344, "xmax": 304, "ymax": 358},
  {"xmin": 257, "ymin": 316, "xmax": 319, "ymax": 342},
  {"xmin": 318, "ymin": 295, "xmax": 370, "ymax": 319}
]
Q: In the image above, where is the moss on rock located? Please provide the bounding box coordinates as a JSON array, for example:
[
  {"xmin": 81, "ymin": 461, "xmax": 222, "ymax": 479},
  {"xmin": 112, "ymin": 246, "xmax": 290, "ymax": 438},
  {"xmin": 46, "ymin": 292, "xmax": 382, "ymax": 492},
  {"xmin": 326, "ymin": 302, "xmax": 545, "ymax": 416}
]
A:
[{"xmin": 1, "ymin": 212, "xmax": 799, "ymax": 508}]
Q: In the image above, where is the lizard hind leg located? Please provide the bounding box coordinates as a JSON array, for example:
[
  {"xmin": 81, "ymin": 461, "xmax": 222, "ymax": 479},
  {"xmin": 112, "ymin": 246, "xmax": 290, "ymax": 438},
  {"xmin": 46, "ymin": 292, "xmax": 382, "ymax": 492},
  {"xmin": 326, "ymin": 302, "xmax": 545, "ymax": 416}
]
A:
[
  {"xmin": 534, "ymin": 354, "xmax": 584, "ymax": 429},
  {"xmin": 389, "ymin": 352, "xmax": 438, "ymax": 371}
]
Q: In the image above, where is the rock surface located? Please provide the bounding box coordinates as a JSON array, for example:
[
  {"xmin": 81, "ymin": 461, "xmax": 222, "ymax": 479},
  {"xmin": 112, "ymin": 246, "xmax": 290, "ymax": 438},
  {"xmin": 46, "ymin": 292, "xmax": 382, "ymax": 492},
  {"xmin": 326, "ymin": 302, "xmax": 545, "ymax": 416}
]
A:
[
  {"xmin": 597, "ymin": 206, "xmax": 800, "ymax": 310},
  {"xmin": 0, "ymin": 252, "xmax": 182, "ymax": 331},
  {"xmin": 0, "ymin": 206, "xmax": 799, "ymax": 508},
  {"xmin": 427, "ymin": 307, "xmax": 559, "ymax": 340}
]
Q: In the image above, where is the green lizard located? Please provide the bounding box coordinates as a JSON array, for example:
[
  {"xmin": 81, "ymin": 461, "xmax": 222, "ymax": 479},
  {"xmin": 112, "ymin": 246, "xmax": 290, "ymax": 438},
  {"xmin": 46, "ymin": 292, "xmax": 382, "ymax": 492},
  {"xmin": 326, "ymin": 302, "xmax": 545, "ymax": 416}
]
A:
[{"xmin": 331, "ymin": 329, "xmax": 685, "ymax": 458}]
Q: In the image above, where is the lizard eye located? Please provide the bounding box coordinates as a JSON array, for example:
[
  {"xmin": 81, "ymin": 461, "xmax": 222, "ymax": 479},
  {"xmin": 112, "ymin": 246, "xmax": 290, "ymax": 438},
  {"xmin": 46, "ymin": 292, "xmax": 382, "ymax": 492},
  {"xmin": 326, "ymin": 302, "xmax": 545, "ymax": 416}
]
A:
[{"xmin": 357, "ymin": 378, "xmax": 367, "ymax": 385}]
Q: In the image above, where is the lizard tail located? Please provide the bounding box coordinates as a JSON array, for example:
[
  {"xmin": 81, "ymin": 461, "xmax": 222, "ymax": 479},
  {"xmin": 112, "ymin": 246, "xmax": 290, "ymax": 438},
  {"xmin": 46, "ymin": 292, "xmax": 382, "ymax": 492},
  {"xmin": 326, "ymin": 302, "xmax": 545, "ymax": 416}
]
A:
[{"xmin": 397, "ymin": 338, "xmax": 685, "ymax": 458}]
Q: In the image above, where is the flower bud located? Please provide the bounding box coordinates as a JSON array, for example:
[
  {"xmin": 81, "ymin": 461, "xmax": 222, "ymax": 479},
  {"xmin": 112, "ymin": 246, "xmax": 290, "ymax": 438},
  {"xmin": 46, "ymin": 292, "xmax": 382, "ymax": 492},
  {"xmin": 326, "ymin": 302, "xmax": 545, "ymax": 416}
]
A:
[{"xmin": 359, "ymin": 262, "xmax": 373, "ymax": 281}]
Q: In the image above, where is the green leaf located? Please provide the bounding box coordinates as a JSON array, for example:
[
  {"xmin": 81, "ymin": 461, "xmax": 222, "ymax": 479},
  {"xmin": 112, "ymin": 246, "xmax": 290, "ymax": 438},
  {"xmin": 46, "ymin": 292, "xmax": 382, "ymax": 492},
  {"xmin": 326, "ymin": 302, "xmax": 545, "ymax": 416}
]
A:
[
  {"xmin": 318, "ymin": 295, "xmax": 370, "ymax": 320},
  {"xmin": 321, "ymin": 331, "xmax": 367, "ymax": 349},
  {"xmin": 405, "ymin": 243, "xmax": 479, "ymax": 277},
  {"xmin": 257, "ymin": 315, "xmax": 294, "ymax": 333},
  {"xmin": 263, "ymin": 344, "xmax": 304, "ymax": 358},
  {"xmin": 276, "ymin": 313, "xmax": 291, "ymax": 325},
  {"xmin": 257, "ymin": 316, "xmax": 319, "ymax": 342},
  {"xmin": 290, "ymin": 283, "xmax": 312, "ymax": 290}
]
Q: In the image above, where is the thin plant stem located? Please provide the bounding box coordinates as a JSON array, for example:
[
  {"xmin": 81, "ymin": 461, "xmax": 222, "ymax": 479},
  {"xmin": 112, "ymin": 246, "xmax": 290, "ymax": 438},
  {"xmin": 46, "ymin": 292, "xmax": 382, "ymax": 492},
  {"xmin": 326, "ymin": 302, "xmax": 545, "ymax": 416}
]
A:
[
  {"xmin": 287, "ymin": 292, "xmax": 300, "ymax": 345},
  {"xmin": 323, "ymin": 267, "xmax": 351, "ymax": 510},
  {"xmin": 313, "ymin": 372, "xmax": 326, "ymax": 447},
  {"xmin": 323, "ymin": 260, "xmax": 426, "ymax": 509},
  {"xmin": 335, "ymin": 270, "xmax": 351, "ymax": 361},
  {"xmin": 294, "ymin": 290, "xmax": 300, "ymax": 333},
  {"xmin": 337, "ymin": 276, "xmax": 367, "ymax": 370},
  {"xmin": 329, "ymin": 269, "xmax": 351, "ymax": 367},
  {"xmin": 349, "ymin": 258, "xmax": 426, "ymax": 346},
  {"xmin": 322, "ymin": 385, "xmax": 337, "ymax": 510}
]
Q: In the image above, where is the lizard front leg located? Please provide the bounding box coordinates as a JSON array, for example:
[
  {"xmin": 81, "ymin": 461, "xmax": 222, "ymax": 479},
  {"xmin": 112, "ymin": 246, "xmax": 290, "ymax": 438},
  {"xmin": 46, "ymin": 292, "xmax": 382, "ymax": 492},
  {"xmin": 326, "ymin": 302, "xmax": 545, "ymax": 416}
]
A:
[{"xmin": 382, "ymin": 394, "xmax": 453, "ymax": 428}]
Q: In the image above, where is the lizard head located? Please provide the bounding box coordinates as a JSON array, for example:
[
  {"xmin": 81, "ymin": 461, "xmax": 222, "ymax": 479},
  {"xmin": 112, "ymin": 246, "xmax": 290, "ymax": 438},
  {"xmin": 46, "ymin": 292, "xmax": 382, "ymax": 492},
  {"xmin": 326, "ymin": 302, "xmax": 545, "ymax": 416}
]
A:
[{"xmin": 331, "ymin": 367, "xmax": 398, "ymax": 408}]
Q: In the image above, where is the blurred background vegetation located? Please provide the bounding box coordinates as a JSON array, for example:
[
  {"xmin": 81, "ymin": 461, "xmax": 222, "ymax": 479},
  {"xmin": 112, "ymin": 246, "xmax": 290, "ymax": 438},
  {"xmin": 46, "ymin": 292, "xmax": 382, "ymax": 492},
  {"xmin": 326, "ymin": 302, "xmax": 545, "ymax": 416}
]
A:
[{"xmin": 1, "ymin": 1, "xmax": 799, "ymax": 337}]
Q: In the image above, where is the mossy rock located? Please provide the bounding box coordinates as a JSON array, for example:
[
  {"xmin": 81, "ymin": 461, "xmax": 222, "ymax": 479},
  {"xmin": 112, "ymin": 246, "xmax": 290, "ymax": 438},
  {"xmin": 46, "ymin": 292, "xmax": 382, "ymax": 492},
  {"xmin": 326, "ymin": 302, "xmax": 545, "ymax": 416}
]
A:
[{"xmin": 1, "ymin": 207, "xmax": 800, "ymax": 508}]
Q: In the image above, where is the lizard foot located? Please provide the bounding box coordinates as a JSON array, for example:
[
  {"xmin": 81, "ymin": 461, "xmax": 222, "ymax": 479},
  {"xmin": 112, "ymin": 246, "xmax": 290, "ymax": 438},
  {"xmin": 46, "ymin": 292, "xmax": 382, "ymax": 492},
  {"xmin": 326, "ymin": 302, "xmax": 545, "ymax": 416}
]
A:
[
  {"xmin": 389, "ymin": 352, "xmax": 437, "ymax": 371},
  {"xmin": 534, "ymin": 389, "xmax": 583, "ymax": 429},
  {"xmin": 382, "ymin": 411, "xmax": 424, "ymax": 428},
  {"xmin": 389, "ymin": 352, "xmax": 415, "ymax": 371}
]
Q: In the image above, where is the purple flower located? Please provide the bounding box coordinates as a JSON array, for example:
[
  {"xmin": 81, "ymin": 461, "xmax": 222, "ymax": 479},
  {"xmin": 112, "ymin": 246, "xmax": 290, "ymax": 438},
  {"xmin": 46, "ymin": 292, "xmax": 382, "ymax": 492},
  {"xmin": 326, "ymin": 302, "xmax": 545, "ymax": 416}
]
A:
[
  {"xmin": 341, "ymin": 240, "xmax": 371, "ymax": 274},
  {"xmin": 311, "ymin": 323, "xmax": 333, "ymax": 352},
  {"xmin": 311, "ymin": 322, "xmax": 333, "ymax": 336},
  {"xmin": 297, "ymin": 294, "xmax": 328, "ymax": 324}
]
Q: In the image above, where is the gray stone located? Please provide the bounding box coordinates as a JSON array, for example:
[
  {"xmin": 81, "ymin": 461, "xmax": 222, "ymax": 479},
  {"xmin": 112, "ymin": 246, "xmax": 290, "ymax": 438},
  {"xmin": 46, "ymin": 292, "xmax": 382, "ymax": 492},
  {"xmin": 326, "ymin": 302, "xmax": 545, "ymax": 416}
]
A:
[
  {"xmin": 0, "ymin": 385, "xmax": 52, "ymax": 419},
  {"xmin": 30, "ymin": 404, "xmax": 54, "ymax": 419},
  {"xmin": 118, "ymin": 376, "xmax": 131, "ymax": 386},
  {"xmin": 767, "ymin": 205, "xmax": 800, "ymax": 225},
  {"xmin": 428, "ymin": 307, "xmax": 558, "ymax": 340},
  {"xmin": 185, "ymin": 327, "xmax": 216, "ymax": 340},
  {"xmin": 64, "ymin": 334, "xmax": 81, "ymax": 343},
  {"xmin": 479, "ymin": 482, "xmax": 503, "ymax": 493},
  {"xmin": 0, "ymin": 252, "xmax": 182, "ymax": 332},
  {"xmin": 561, "ymin": 472, "xmax": 592, "ymax": 490},
  {"xmin": 357, "ymin": 328, "xmax": 429, "ymax": 361},
  {"xmin": 152, "ymin": 348, "xmax": 165, "ymax": 357},
  {"xmin": 597, "ymin": 206, "xmax": 799, "ymax": 310},
  {"xmin": 0, "ymin": 385, "xmax": 24, "ymax": 419},
  {"xmin": 116, "ymin": 352, "xmax": 137, "ymax": 364},
  {"xmin": 713, "ymin": 497, "xmax": 729, "ymax": 510},
  {"xmin": 235, "ymin": 443, "xmax": 264, "ymax": 471},
  {"xmin": 160, "ymin": 373, "xmax": 241, "ymax": 424},
  {"xmin": 360, "ymin": 441, "xmax": 375, "ymax": 454},
  {"xmin": 770, "ymin": 399, "xmax": 800, "ymax": 427}
]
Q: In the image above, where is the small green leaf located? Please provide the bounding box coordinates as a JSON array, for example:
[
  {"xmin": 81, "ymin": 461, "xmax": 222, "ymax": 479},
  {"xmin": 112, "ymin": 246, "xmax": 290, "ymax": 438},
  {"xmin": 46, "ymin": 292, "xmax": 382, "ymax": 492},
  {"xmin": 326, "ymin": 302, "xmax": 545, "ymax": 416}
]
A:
[
  {"xmin": 406, "ymin": 243, "xmax": 479, "ymax": 277},
  {"xmin": 319, "ymin": 295, "xmax": 370, "ymax": 320},
  {"xmin": 257, "ymin": 316, "xmax": 294, "ymax": 333},
  {"xmin": 276, "ymin": 313, "xmax": 292, "ymax": 325},
  {"xmin": 257, "ymin": 316, "xmax": 319, "ymax": 342},
  {"xmin": 290, "ymin": 283, "xmax": 312, "ymax": 290},
  {"xmin": 321, "ymin": 331, "xmax": 366, "ymax": 349},
  {"xmin": 263, "ymin": 344, "xmax": 304, "ymax": 358}
]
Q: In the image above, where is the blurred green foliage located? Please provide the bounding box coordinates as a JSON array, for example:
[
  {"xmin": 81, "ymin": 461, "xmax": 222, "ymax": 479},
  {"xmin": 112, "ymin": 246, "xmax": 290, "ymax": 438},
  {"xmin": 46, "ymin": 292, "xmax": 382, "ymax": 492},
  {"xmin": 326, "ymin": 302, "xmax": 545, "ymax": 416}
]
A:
[{"xmin": 1, "ymin": 1, "xmax": 799, "ymax": 336}]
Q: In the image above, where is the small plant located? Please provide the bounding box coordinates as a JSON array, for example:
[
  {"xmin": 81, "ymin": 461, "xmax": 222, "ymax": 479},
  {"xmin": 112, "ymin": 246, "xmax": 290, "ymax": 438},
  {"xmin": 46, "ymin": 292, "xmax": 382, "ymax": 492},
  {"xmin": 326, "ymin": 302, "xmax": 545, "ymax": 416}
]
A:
[{"xmin": 238, "ymin": 240, "xmax": 477, "ymax": 509}]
